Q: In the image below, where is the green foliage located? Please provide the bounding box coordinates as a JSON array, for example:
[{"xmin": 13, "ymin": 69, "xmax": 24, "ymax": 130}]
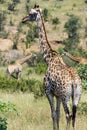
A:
[
  {"xmin": 52, "ymin": 17, "xmax": 60, "ymax": 25},
  {"xmin": 12, "ymin": 32, "xmax": 19, "ymax": 49},
  {"xmin": 84, "ymin": 0, "xmax": 87, "ymax": 4},
  {"xmin": 0, "ymin": 117, "xmax": 7, "ymax": 130},
  {"xmin": 25, "ymin": 3, "xmax": 30, "ymax": 13},
  {"xmin": 64, "ymin": 15, "xmax": 80, "ymax": 37},
  {"xmin": 9, "ymin": 17, "xmax": 14, "ymax": 26},
  {"xmin": 0, "ymin": 101, "xmax": 18, "ymax": 114},
  {"xmin": 26, "ymin": 0, "xmax": 30, "ymax": 2},
  {"xmin": 42, "ymin": 8, "xmax": 48, "ymax": 21},
  {"xmin": 78, "ymin": 102, "xmax": 87, "ymax": 116},
  {"xmin": 77, "ymin": 47, "xmax": 87, "ymax": 58},
  {"xmin": 77, "ymin": 64, "xmax": 87, "ymax": 81},
  {"xmin": 64, "ymin": 14, "xmax": 81, "ymax": 49},
  {"xmin": 28, "ymin": 78, "xmax": 45, "ymax": 99},
  {"xmin": 0, "ymin": 11, "xmax": 6, "ymax": 32},
  {"xmin": 0, "ymin": 0, "xmax": 4, "ymax": 3},
  {"xmin": 0, "ymin": 76, "xmax": 45, "ymax": 98},
  {"xmin": 8, "ymin": 0, "xmax": 20, "ymax": 11},
  {"xmin": 12, "ymin": 0, "xmax": 20, "ymax": 3},
  {"xmin": 35, "ymin": 62, "xmax": 46, "ymax": 75},
  {"xmin": 68, "ymin": 47, "xmax": 87, "ymax": 58},
  {"xmin": 77, "ymin": 64, "xmax": 87, "ymax": 90},
  {"xmin": 26, "ymin": 25, "xmax": 39, "ymax": 48},
  {"xmin": 8, "ymin": 2, "xmax": 16, "ymax": 11},
  {"xmin": 0, "ymin": 101, "xmax": 18, "ymax": 130}
]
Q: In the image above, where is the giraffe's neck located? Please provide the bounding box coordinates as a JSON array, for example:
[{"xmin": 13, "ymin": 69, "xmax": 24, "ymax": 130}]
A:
[
  {"xmin": 37, "ymin": 12, "xmax": 56, "ymax": 64},
  {"xmin": 66, "ymin": 53, "xmax": 80, "ymax": 63},
  {"xmin": 16, "ymin": 54, "xmax": 32, "ymax": 65}
]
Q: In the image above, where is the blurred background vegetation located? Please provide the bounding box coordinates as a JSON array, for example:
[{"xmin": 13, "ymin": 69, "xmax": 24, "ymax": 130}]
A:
[{"xmin": 0, "ymin": 0, "xmax": 87, "ymax": 129}]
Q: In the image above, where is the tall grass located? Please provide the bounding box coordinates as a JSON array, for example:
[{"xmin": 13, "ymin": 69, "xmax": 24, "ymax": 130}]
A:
[{"xmin": 0, "ymin": 91, "xmax": 87, "ymax": 130}]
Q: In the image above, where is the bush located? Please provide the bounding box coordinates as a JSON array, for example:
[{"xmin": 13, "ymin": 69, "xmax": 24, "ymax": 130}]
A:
[
  {"xmin": 78, "ymin": 102, "xmax": 87, "ymax": 116},
  {"xmin": 13, "ymin": 0, "xmax": 20, "ymax": 3},
  {"xmin": 25, "ymin": 25, "xmax": 39, "ymax": 48},
  {"xmin": 64, "ymin": 14, "xmax": 81, "ymax": 49},
  {"xmin": 0, "ymin": 76, "xmax": 45, "ymax": 98},
  {"xmin": 35, "ymin": 62, "xmax": 46, "ymax": 74},
  {"xmin": 0, "ymin": 0, "xmax": 4, "ymax": 3},
  {"xmin": 0, "ymin": 101, "xmax": 18, "ymax": 130},
  {"xmin": 8, "ymin": 3, "xmax": 16, "ymax": 11},
  {"xmin": 52, "ymin": 17, "xmax": 60, "ymax": 25},
  {"xmin": 42, "ymin": 8, "xmax": 48, "ymax": 21},
  {"xmin": 85, "ymin": 0, "xmax": 87, "ymax": 4},
  {"xmin": 0, "ymin": 11, "xmax": 6, "ymax": 32},
  {"xmin": 77, "ymin": 64, "xmax": 87, "ymax": 90},
  {"xmin": 0, "ymin": 117, "xmax": 7, "ymax": 130}
]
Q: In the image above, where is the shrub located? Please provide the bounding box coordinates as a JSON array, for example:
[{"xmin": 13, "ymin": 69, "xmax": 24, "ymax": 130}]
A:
[
  {"xmin": 8, "ymin": 3, "xmax": 16, "ymax": 11},
  {"xmin": 25, "ymin": 25, "xmax": 39, "ymax": 48},
  {"xmin": 78, "ymin": 102, "xmax": 87, "ymax": 116},
  {"xmin": 25, "ymin": 3, "xmax": 30, "ymax": 13},
  {"xmin": 0, "ymin": 117, "xmax": 7, "ymax": 130},
  {"xmin": 64, "ymin": 14, "xmax": 81, "ymax": 49},
  {"xmin": 42, "ymin": 8, "xmax": 48, "ymax": 21},
  {"xmin": 77, "ymin": 64, "xmax": 87, "ymax": 90},
  {"xmin": 13, "ymin": 0, "xmax": 20, "ymax": 3},
  {"xmin": 9, "ymin": 17, "xmax": 14, "ymax": 26},
  {"xmin": 0, "ymin": 101, "xmax": 18, "ymax": 114},
  {"xmin": 85, "ymin": 0, "xmax": 87, "ymax": 4},
  {"xmin": 35, "ymin": 62, "xmax": 46, "ymax": 74},
  {"xmin": 0, "ymin": 101, "xmax": 18, "ymax": 130},
  {"xmin": 0, "ymin": 0, "xmax": 4, "ymax": 3},
  {"xmin": 0, "ymin": 11, "xmax": 6, "ymax": 32},
  {"xmin": 0, "ymin": 76, "xmax": 45, "ymax": 98},
  {"xmin": 52, "ymin": 17, "xmax": 60, "ymax": 25}
]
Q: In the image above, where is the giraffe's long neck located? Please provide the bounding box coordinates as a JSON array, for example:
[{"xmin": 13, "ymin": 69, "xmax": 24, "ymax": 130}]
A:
[
  {"xmin": 16, "ymin": 54, "xmax": 32, "ymax": 65},
  {"xmin": 65, "ymin": 53, "xmax": 80, "ymax": 63},
  {"xmin": 37, "ymin": 11, "xmax": 56, "ymax": 64}
]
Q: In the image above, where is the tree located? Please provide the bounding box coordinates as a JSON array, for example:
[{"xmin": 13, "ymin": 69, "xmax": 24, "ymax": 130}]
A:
[
  {"xmin": 42, "ymin": 8, "xmax": 48, "ymax": 21},
  {"xmin": 64, "ymin": 15, "xmax": 81, "ymax": 49},
  {"xmin": 25, "ymin": 25, "xmax": 39, "ymax": 48}
]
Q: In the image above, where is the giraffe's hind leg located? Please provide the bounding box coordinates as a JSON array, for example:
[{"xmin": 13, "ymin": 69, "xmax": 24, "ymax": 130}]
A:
[
  {"xmin": 56, "ymin": 98, "xmax": 61, "ymax": 130},
  {"xmin": 46, "ymin": 90, "xmax": 57, "ymax": 130},
  {"xmin": 47, "ymin": 94, "xmax": 57, "ymax": 130},
  {"xmin": 62, "ymin": 99, "xmax": 72, "ymax": 130}
]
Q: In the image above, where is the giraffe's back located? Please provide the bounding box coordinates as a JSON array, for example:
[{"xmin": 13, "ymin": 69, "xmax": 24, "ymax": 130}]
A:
[{"xmin": 45, "ymin": 56, "xmax": 82, "ymax": 99}]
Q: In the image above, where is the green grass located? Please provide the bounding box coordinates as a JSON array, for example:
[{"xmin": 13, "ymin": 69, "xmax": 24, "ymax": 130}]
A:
[{"xmin": 0, "ymin": 91, "xmax": 87, "ymax": 130}]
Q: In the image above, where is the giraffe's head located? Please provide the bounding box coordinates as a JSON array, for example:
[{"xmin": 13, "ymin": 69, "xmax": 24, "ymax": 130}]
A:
[{"xmin": 22, "ymin": 4, "xmax": 41, "ymax": 23}]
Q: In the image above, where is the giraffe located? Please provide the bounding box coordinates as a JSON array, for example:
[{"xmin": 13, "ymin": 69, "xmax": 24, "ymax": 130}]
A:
[
  {"xmin": 62, "ymin": 51, "xmax": 87, "ymax": 64},
  {"xmin": 7, "ymin": 53, "xmax": 37, "ymax": 79},
  {"xmin": 22, "ymin": 5, "xmax": 82, "ymax": 130}
]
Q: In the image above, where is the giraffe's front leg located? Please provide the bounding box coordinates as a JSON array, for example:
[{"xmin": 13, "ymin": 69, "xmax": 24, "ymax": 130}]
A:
[
  {"xmin": 44, "ymin": 75, "xmax": 57, "ymax": 130},
  {"xmin": 46, "ymin": 90, "xmax": 57, "ymax": 130}
]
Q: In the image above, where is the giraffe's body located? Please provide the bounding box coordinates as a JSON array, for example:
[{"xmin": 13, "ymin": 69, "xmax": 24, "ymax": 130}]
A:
[
  {"xmin": 7, "ymin": 53, "xmax": 37, "ymax": 79},
  {"xmin": 22, "ymin": 5, "xmax": 82, "ymax": 130},
  {"xmin": 62, "ymin": 51, "xmax": 87, "ymax": 64}
]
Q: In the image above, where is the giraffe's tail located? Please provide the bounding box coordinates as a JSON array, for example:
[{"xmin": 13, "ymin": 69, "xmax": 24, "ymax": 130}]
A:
[{"xmin": 72, "ymin": 104, "xmax": 77, "ymax": 128}]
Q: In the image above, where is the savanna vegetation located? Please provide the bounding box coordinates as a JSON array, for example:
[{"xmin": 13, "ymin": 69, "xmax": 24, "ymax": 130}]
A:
[{"xmin": 0, "ymin": 0, "xmax": 87, "ymax": 130}]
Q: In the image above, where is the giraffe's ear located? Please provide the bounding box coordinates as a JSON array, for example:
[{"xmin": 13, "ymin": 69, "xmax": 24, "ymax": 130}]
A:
[{"xmin": 34, "ymin": 4, "xmax": 39, "ymax": 9}]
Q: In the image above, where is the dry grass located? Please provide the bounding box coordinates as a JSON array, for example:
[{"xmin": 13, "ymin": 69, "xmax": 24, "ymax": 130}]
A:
[
  {"xmin": 0, "ymin": 0, "xmax": 87, "ymax": 51},
  {"xmin": 0, "ymin": 91, "xmax": 87, "ymax": 130}
]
